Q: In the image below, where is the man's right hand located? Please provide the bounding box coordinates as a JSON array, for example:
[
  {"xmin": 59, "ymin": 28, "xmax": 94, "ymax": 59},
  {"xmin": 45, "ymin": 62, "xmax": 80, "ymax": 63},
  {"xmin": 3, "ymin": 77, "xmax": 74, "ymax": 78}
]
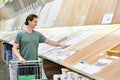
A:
[{"xmin": 19, "ymin": 58, "xmax": 27, "ymax": 64}]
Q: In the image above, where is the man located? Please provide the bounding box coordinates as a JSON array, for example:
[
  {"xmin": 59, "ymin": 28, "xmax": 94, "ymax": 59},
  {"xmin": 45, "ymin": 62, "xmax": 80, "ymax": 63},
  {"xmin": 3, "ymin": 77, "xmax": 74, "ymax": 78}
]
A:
[
  {"xmin": 12, "ymin": 14, "xmax": 69, "ymax": 79},
  {"xmin": 12, "ymin": 14, "xmax": 69, "ymax": 64}
]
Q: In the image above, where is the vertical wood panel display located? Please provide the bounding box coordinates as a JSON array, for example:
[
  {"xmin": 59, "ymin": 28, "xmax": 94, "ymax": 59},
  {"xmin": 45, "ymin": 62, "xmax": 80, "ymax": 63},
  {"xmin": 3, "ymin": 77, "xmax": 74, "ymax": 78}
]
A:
[
  {"xmin": 66, "ymin": 0, "xmax": 92, "ymax": 26},
  {"xmin": 112, "ymin": 0, "xmax": 120, "ymax": 24},
  {"xmin": 0, "ymin": 22, "xmax": 2, "ymax": 31},
  {"xmin": 55, "ymin": 0, "xmax": 74, "ymax": 27},
  {"xmin": 37, "ymin": 2, "xmax": 52, "ymax": 28},
  {"xmin": 85, "ymin": 0, "xmax": 118, "ymax": 25},
  {"xmin": 2, "ymin": 21, "xmax": 7, "ymax": 31},
  {"xmin": 0, "ymin": 9, "xmax": 7, "ymax": 19},
  {"xmin": 44, "ymin": 0, "xmax": 63, "ymax": 27},
  {"xmin": 0, "ymin": 21, "xmax": 4, "ymax": 31}
]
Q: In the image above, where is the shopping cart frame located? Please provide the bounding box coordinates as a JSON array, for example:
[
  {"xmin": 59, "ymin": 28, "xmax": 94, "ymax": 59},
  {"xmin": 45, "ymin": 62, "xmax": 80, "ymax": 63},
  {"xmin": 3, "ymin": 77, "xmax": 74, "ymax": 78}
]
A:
[{"xmin": 9, "ymin": 59, "xmax": 47, "ymax": 80}]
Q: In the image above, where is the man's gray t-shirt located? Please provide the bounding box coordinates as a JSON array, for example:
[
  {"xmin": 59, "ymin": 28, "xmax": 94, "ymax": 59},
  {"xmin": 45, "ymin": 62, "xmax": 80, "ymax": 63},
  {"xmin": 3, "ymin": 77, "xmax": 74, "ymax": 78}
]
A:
[{"xmin": 14, "ymin": 30, "xmax": 46, "ymax": 60}]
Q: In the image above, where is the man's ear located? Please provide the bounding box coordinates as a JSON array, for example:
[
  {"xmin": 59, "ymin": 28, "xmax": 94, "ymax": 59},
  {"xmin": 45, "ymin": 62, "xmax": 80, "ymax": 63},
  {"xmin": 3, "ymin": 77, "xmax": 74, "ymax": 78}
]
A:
[{"xmin": 28, "ymin": 20, "xmax": 31, "ymax": 24}]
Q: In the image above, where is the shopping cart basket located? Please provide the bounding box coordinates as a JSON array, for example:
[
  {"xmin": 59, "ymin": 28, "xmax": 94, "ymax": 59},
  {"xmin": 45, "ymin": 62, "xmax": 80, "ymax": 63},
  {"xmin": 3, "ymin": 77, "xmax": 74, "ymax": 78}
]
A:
[{"xmin": 9, "ymin": 59, "xmax": 48, "ymax": 80}]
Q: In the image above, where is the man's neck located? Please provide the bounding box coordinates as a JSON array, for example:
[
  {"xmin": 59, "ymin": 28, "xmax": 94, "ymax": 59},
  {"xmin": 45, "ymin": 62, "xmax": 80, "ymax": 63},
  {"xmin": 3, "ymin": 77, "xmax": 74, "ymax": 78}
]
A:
[{"xmin": 25, "ymin": 26, "xmax": 33, "ymax": 33}]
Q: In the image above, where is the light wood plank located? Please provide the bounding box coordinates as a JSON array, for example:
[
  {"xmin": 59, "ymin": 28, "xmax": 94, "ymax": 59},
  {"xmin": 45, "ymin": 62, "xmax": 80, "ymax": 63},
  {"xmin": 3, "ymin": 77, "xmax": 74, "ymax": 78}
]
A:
[
  {"xmin": 112, "ymin": 0, "xmax": 120, "ymax": 24},
  {"xmin": 55, "ymin": 0, "xmax": 74, "ymax": 27},
  {"xmin": 95, "ymin": 60, "xmax": 120, "ymax": 80},
  {"xmin": 85, "ymin": 0, "xmax": 118, "ymax": 25},
  {"xmin": 66, "ymin": 0, "xmax": 91, "ymax": 26},
  {"xmin": 60, "ymin": 25, "xmax": 120, "ymax": 80},
  {"xmin": 61, "ymin": 25, "xmax": 120, "ymax": 66},
  {"xmin": 59, "ymin": 25, "xmax": 119, "ymax": 59}
]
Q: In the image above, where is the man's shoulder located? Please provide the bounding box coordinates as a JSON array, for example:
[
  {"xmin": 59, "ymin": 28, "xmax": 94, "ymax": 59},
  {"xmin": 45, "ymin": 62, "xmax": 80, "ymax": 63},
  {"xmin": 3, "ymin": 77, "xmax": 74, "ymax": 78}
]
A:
[
  {"xmin": 17, "ymin": 30, "xmax": 26, "ymax": 35},
  {"xmin": 33, "ymin": 30, "xmax": 41, "ymax": 35}
]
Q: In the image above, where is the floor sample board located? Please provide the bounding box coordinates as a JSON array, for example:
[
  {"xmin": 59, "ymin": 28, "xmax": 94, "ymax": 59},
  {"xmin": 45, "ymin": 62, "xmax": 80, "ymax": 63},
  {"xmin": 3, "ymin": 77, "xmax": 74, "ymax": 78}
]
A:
[
  {"xmin": 38, "ymin": 25, "xmax": 120, "ymax": 64},
  {"xmin": 59, "ymin": 25, "xmax": 119, "ymax": 61},
  {"xmin": 44, "ymin": 0, "xmax": 63, "ymax": 27},
  {"xmin": 0, "ymin": 31, "xmax": 17, "ymax": 44},
  {"xmin": 73, "ymin": 28, "xmax": 120, "ymax": 64},
  {"xmin": 44, "ymin": 26, "xmax": 93, "ymax": 60},
  {"xmin": 0, "ymin": 21, "xmax": 4, "ymax": 31},
  {"xmin": 55, "ymin": 0, "xmax": 74, "ymax": 27},
  {"xmin": 37, "ymin": 2, "xmax": 52, "ymax": 27},
  {"xmin": 66, "ymin": 0, "xmax": 91, "ymax": 26},
  {"xmin": 61, "ymin": 26, "xmax": 120, "ymax": 65},
  {"xmin": 61, "ymin": 25, "xmax": 120, "ymax": 80},
  {"xmin": 112, "ymin": 0, "xmax": 120, "ymax": 24},
  {"xmin": 0, "ymin": 8, "xmax": 8, "ymax": 19},
  {"xmin": 2, "ymin": 21, "xmax": 6, "ymax": 30},
  {"xmin": 95, "ymin": 60, "xmax": 120, "ymax": 80},
  {"xmin": 85, "ymin": 0, "xmax": 118, "ymax": 25}
]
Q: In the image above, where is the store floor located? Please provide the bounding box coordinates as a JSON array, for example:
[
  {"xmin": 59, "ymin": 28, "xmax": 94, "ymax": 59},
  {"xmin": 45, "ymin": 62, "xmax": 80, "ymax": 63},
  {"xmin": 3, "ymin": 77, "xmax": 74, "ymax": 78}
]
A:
[{"xmin": 0, "ymin": 59, "xmax": 9, "ymax": 80}]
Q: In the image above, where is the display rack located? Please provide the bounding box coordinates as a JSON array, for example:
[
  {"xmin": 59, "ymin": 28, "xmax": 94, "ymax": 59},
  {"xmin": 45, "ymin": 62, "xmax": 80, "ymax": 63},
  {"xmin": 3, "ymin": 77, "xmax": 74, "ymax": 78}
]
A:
[{"xmin": 1, "ymin": 24, "xmax": 120, "ymax": 80}]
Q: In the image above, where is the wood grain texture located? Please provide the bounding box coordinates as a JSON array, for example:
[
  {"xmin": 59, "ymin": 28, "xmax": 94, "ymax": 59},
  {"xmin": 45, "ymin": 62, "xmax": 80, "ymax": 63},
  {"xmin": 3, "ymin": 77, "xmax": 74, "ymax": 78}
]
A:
[
  {"xmin": 61, "ymin": 26, "xmax": 119, "ymax": 65},
  {"xmin": 59, "ymin": 25, "xmax": 119, "ymax": 59},
  {"xmin": 85, "ymin": 0, "xmax": 118, "ymax": 25},
  {"xmin": 95, "ymin": 60, "xmax": 120, "ymax": 80},
  {"xmin": 112, "ymin": 0, "xmax": 120, "ymax": 24},
  {"xmin": 66, "ymin": 0, "xmax": 91, "ymax": 26},
  {"xmin": 55, "ymin": 0, "xmax": 118, "ymax": 26},
  {"xmin": 55, "ymin": 0, "xmax": 74, "ymax": 27},
  {"xmin": 60, "ymin": 25, "xmax": 120, "ymax": 80}
]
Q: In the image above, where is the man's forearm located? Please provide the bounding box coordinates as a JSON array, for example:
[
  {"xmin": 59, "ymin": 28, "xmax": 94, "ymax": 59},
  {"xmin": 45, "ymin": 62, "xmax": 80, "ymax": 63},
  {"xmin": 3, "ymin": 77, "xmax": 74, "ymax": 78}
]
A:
[
  {"xmin": 12, "ymin": 48, "xmax": 23, "ymax": 60},
  {"xmin": 45, "ymin": 39, "xmax": 60, "ymax": 47}
]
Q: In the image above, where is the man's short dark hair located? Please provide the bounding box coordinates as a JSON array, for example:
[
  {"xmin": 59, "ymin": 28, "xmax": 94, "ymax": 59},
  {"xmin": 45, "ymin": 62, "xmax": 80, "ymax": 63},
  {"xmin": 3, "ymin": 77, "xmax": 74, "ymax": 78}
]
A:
[{"xmin": 25, "ymin": 14, "xmax": 38, "ymax": 25}]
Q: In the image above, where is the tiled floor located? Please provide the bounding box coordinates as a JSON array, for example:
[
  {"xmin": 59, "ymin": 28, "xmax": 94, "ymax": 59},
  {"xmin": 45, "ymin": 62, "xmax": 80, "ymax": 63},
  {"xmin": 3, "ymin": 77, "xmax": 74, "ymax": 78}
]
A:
[{"xmin": 0, "ymin": 59, "xmax": 9, "ymax": 80}]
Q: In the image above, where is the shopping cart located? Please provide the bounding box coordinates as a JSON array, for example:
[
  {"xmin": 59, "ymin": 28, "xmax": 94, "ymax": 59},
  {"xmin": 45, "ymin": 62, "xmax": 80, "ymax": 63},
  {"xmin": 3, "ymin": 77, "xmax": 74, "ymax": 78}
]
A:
[{"xmin": 9, "ymin": 59, "xmax": 48, "ymax": 80}]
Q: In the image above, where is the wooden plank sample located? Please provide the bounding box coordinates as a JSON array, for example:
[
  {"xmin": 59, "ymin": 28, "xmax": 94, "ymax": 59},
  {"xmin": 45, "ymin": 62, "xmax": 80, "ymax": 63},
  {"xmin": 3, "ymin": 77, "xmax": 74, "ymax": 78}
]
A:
[
  {"xmin": 59, "ymin": 25, "xmax": 119, "ymax": 60},
  {"xmin": 66, "ymin": 0, "xmax": 91, "ymax": 26},
  {"xmin": 55, "ymin": 0, "xmax": 74, "ymax": 27},
  {"xmin": 112, "ymin": 0, "xmax": 120, "ymax": 24},
  {"xmin": 44, "ymin": 0, "xmax": 63, "ymax": 27},
  {"xmin": 95, "ymin": 60, "xmax": 120, "ymax": 80},
  {"xmin": 85, "ymin": 0, "xmax": 118, "ymax": 25},
  {"xmin": 61, "ymin": 25, "xmax": 120, "ymax": 66},
  {"xmin": 60, "ymin": 25, "xmax": 120, "ymax": 80}
]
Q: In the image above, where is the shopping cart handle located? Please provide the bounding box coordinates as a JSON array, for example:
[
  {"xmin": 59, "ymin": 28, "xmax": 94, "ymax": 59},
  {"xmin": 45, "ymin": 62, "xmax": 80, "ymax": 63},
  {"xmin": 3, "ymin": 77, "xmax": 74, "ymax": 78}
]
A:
[{"xmin": 9, "ymin": 59, "xmax": 43, "ymax": 64}]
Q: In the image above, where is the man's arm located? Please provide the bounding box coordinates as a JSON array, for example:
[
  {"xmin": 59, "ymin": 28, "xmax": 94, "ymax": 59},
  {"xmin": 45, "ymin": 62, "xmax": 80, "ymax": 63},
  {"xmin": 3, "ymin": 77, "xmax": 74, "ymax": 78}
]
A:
[
  {"xmin": 44, "ymin": 38, "xmax": 70, "ymax": 48},
  {"xmin": 12, "ymin": 43, "xmax": 26, "ymax": 64}
]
